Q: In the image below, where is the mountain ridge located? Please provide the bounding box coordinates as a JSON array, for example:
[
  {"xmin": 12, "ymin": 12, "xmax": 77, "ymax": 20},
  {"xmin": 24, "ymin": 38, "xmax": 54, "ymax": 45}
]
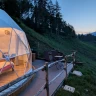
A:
[{"xmin": 91, "ymin": 31, "xmax": 96, "ymax": 36}]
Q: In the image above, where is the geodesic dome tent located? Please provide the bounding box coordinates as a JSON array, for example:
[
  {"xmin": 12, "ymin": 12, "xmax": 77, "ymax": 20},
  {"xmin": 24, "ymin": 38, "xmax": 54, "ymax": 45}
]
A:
[{"xmin": 0, "ymin": 9, "xmax": 32, "ymax": 86}]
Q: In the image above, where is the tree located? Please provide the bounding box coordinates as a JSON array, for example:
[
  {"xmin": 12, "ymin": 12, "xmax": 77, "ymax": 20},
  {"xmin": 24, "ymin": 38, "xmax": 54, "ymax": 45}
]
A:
[
  {"xmin": 1, "ymin": 0, "xmax": 19, "ymax": 17},
  {"xmin": 17, "ymin": 0, "xmax": 33, "ymax": 18},
  {"xmin": 0, "ymin": 0, "xmax": 33, "ymax": 18},
  {"xmin": 26, "ymin": 0, "xmax": 76, "ymax": 38},
  {"xmin": 47, "ymin": 0, "xmax": 55, "ymax": 34},
  {"xmin": 54, "ymin": 0, "xmax": 62, "ymax": 35}
]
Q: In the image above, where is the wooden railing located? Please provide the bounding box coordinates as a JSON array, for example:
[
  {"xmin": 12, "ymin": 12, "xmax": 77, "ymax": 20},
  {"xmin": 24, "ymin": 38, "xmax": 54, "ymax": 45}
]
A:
[{"xmin": 0, "ymin": 51, "xmax": 77, "ymax": 96}]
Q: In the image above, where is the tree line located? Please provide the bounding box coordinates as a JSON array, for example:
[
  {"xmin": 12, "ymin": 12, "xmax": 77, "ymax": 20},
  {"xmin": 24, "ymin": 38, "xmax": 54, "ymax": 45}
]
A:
[
  {"xmin": 0, "ymin": 0, "xmax": 76, "ymax": 38},
  {"xmin": 78, "ymin": 34, "xmax": 96, "ymax": 42}
]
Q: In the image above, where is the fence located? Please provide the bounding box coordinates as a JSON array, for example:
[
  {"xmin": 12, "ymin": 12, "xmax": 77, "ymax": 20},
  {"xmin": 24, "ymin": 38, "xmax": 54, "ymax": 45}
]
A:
[{"xmin": 0, "ymin": 51, "xmax": 76, "ymax": 96}]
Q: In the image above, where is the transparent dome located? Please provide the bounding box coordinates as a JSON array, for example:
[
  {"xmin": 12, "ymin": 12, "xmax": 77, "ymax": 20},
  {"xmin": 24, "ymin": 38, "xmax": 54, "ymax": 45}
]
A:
[{"xmin": 0, "ymin": 9, "xmax": 32, "ymax": 87}]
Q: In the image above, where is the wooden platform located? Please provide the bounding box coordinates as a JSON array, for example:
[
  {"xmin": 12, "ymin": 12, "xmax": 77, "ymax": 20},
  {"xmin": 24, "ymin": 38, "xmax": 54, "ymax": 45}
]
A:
[
  {"xmin": 19, "ymin": 60, "xmax": 73, "ymax": 96},
  {"xmin": 0, "ymin": 63, "xmax": 31, "ymax": 87}
]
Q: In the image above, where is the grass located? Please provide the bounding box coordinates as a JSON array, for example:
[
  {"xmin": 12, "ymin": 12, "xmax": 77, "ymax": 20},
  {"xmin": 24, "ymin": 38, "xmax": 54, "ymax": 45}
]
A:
[{"xmin": 16, "ymin": 19, "xmax": 96, "ymax": 96}]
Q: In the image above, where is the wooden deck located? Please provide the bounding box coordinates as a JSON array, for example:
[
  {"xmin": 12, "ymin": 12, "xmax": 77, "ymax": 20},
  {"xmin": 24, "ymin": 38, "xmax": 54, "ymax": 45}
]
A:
[
  {"xmin": 0, "ymin": 63, "xmax": 31, "ymax": 87},
  {"xmin": 19, "ymin": 60, "xmax": 73, "ymax": 96}
]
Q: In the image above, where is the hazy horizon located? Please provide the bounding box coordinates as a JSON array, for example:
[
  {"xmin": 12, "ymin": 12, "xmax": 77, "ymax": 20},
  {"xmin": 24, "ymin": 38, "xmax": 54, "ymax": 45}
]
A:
[{"xmin": 52, "ymin": 0, "xmax": 96, "ymax": 34}]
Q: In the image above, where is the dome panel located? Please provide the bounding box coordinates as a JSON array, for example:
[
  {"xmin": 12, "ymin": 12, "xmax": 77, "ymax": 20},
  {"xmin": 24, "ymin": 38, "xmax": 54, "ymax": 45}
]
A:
[
  {"xmin": 0, "ymin": 28, "xmax": 12, "ymax": 59},
  {"xmin": 0, "ymin": 9, "xmax": 23, "ymax": 31},
  {"xmin": 13, "ymin": 28, "xmax": 29, "ymax": 50}
]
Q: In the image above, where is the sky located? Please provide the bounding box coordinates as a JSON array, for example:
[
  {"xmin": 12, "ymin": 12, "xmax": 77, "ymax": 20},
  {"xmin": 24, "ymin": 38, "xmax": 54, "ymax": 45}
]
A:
[{"xmin": 52, "ymin": 0, "xmax": 96, "ymax": 34}]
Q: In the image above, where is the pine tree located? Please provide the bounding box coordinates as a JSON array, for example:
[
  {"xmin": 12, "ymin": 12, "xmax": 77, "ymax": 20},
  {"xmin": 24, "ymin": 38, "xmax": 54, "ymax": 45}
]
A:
[
  {"xmin": 17, "ymin": 0, "xmax": 33, "ymax": 18},
  {"xmin": 47, "ymin": 0, "xmax": 55, "ymax": 34},
  {"xmin": 54, "ymin": 0, "xmax": 62, "ymax": 35}
]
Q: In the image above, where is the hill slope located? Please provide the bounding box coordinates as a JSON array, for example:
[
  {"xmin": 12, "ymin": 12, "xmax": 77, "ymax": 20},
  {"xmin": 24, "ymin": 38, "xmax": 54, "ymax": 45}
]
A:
[{"xmin": 18, "ymin": 20, "xmax": 96, "ymax": 96}]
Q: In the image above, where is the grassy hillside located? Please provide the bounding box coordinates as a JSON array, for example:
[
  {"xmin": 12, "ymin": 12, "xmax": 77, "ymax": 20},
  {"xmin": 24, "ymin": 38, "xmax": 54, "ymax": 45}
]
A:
[{"xmin": 18, "ymin": 20, "xmax": 96, "ymax": 96}]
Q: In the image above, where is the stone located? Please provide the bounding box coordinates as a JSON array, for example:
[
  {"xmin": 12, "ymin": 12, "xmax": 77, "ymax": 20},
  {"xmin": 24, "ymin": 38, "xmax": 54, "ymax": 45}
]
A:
[
  {"xmin": 63, "ymin": 85, "xmax": 75, "ymax": 93},
  {"xmin": 72, "ymin": 70, "xmax": 83, "ymax": 76}
]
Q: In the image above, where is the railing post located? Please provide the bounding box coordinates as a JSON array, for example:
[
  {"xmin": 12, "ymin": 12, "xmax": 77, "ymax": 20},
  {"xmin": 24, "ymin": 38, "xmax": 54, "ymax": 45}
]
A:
[
  {"xmin": 45, "ymin": 62, "xmax": 49, "ymax": 96},
  {"xmin": 64, "ymin": 57, "xmax": 67, "ymax": 79}
]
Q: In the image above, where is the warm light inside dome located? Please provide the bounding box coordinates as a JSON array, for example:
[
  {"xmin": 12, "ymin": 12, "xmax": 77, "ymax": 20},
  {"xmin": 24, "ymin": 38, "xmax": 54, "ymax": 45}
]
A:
[{"xmin": 0, "ymin": 27, "xmax": 32, "ymax": 87}]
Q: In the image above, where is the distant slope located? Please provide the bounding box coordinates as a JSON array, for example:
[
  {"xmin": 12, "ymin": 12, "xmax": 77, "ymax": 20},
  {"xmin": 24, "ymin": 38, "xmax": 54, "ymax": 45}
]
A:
[
  {"xmin": 91, "ymin": 31, "xmax": 96, "ymax": 36},
  {"xmin": 16, "ymin": 19, "xmax": 96, "ymax": 96},
  {"xmin": 84, "ymin": 31, "xmax": 96, "ymax": 36}
]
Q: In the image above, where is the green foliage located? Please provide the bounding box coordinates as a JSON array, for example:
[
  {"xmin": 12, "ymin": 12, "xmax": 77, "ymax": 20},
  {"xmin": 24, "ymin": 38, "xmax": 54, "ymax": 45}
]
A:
[
  {"xmin": 17, "ymin": 21, "xmax": 96, "ymax": 96},
  {"xmin": 0, "ymin": 0, "xmax": 33, "ymax": 18},
  {"xmin": 78, "ymin": 34, "xmax": 96, "ymax": 42},
  {"xmin": 24, "ymin": 0, "xmax": 76, "ymax": 38}
]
